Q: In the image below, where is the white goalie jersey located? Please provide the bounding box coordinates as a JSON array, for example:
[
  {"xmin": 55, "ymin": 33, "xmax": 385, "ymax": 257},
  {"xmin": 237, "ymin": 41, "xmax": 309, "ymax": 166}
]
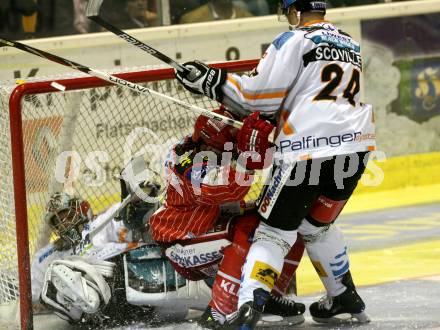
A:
[
  {"xmin": 31, "ymin": 202, "xmax": 141, "ymax": 302},
  {"xmin": 222, "ymin": 21, "xmax": 376, "ymax": 162}
]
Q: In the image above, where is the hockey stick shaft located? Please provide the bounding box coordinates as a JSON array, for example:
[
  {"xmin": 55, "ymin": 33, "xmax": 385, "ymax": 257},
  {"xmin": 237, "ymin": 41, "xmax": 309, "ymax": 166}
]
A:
[
  {"xmin": 88, "ymin": 193, "xmax": 135, "ymax": 239},
  {"xmin": 0, "ymin": 37, "xmax": 242, "ymax": 128},
  {"xmin": 86, "ymin": 0, "xmax": 189, "ymax": 74},
  {"xmin": 88, "ymin": 154, "xmax": 160, "ymax": 239}
]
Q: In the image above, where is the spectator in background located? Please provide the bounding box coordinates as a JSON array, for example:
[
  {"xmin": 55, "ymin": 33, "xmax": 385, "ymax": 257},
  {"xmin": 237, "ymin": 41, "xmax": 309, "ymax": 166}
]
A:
[
  {"xmin": 0, "ymin": 0, "xmax": 75, "ymax": 39},
  {"xmin": 180, "ymin": 0, "xmax": 252, "ymax": 24},
  {"xmin": 73, "ymin": 0, "xmax": 91, "ymax": 34},
  {"xmin": 36, "ymin": 0, "xmax": 77, "ymax": 37},
  {"xmin": 115, "ymin": 0, "xmax": 159, "ymax": 29},
  {"xmin": 0, "ymin": 6, "xmax": 3, "ymax": 33},
  {"xmin": 0, "ymin": 0, "xmax": 100, "ymax": 38},
  {"xmin": 170, "ymin": 0, "xmax": 206, "ymax": 24},
  {"xmin": 327, "ymin": 0, "xmax": 382, "ymax": 7},
  {"xmin": 232, "ymin": 0, "xmax": 269, "ymax": 16},
  {"xmin": 0, "ymin": 0, "xmax": 39, "ymax": 39}
]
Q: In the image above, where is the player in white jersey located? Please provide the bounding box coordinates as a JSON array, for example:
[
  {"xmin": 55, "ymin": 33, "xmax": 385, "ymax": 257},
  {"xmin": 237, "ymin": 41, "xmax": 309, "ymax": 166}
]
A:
[{"xmin": 175, "ymin": 0, "xmax": 375, "ymax": 327}]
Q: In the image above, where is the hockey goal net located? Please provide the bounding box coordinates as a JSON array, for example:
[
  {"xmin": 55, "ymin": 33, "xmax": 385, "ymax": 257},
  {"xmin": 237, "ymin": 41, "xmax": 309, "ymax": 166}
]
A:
[{"xmin": 0, "ymin": 59, "xmax": 260, "ymax": 329}]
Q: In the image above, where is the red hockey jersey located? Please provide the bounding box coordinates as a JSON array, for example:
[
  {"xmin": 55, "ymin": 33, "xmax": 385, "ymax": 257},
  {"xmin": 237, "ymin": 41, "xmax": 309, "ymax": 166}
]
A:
[{"xmin": 150, "ymin": 140, "xmax": 253, "ymax": 242}]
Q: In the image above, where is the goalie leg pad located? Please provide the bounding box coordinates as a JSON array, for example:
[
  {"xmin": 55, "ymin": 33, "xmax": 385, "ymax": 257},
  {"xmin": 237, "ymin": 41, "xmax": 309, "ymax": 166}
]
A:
[
  {"xmin": 41, "ymin": 258, "xmax": 112, "ymax": 322},
  {"xmin": 51, "ymin": 264, "xmax": 100, "ymax": 313},
  {"xmin": 66, "ymin": 255, "xmax": 116, "ymax": 278}
]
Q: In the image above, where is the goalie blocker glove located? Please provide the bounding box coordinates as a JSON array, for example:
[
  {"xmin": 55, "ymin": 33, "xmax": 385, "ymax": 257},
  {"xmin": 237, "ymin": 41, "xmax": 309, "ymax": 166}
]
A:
[
  {"xmin": 237, "ymin": 111, "xmax": 274, "ymax": 170},
  {"xmin": 175, "ymin": 60, "xmax": 227, "ymax": 102}
]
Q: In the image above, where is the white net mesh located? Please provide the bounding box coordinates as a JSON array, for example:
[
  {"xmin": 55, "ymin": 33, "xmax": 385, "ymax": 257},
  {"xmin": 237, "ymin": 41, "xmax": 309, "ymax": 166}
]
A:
[
  {"xmin": 0, "ymin": 62, "xmax": 261, "ymax": 325},
  {"xmin": 0, "ymin": 84, "xmax": 19, "ymax": 304}
]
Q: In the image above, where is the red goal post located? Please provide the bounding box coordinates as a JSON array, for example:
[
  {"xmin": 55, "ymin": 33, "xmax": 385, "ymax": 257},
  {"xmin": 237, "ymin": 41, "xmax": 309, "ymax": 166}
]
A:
[{"xmin": 2, "ymin": 59, "xmax": 259, "ymax": 329}]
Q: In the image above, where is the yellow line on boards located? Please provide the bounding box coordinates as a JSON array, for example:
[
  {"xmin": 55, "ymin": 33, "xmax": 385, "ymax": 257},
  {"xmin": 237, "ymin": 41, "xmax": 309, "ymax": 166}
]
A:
[
  {"xmin": 343, "ymin": 184, "xmax": 440, "ymax": 214},
  {"xmin": 296, "ymin": 239, "xmax": 440, "ymax": 296}
]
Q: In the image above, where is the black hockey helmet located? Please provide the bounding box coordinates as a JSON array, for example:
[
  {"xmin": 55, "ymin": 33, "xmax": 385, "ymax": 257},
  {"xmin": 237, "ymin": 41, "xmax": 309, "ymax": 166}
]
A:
[{"xmin": 280, "ymin": 0, "xmax": 326, "ymax": 15}]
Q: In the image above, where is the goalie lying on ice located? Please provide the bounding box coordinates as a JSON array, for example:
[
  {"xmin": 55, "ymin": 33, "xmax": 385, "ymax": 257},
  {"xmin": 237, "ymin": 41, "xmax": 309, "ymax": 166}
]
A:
[{"xmin": 30, "ymin": 164, "xmax": 203, "ymax": 326}]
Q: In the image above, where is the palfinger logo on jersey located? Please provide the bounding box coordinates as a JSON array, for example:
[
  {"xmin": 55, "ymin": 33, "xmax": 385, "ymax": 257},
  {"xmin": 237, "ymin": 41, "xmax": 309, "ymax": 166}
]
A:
[{"xmin": 278, "ymin": 131, "xmax": 365, "ymax": 153}]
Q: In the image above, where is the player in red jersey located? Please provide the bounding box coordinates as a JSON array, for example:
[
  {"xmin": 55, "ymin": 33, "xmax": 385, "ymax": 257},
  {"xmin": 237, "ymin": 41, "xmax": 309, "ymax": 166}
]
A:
[
  {"xmin": 149, "ymin": 108, "xmax": 249, "ymax": 243},
  {"xmin": 149, "ymin": 107, "xmax": 306, "ymax": 328}
]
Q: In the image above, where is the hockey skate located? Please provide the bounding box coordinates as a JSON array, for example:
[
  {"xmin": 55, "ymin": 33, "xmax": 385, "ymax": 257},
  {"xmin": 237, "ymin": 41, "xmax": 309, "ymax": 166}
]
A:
[
  {"xmin": 197, "ymin": 306, "xmax": 232, "ymax": 329},
  {"xmin": 309, "ymin": 271, "xmax": 371, "ymax": 324},
  {"xmin": 224, "ymin": 288, "xmax": 269, "ymax": 330},
  {"xmin": 258, "ymin": 293, "xmax": 305, "ymax": 327}
]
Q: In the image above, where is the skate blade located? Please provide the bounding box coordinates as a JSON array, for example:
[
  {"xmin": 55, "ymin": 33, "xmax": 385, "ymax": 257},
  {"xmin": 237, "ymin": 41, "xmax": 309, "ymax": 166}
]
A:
[
  {"xmin": 312, "ymin": 311, "xmax": 371, "ymax": 324},
  {"xmin": 257, "ymin": 314, "xmax": 305, "ymax": 328}
]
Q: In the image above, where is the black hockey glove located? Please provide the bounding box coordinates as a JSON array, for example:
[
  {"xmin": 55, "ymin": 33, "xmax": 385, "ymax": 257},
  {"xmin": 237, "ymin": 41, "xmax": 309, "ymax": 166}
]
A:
[
  {"xmin": 118, "ymin": 177, "xmax": 160, "ymax": 230},
  {"xmin": 175, "ymin": 60, "xmax": 227, "ymax": 102}
]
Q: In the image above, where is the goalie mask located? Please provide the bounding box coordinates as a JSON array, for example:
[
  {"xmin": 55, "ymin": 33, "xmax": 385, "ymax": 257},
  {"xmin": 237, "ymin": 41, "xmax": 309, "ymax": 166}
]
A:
[
  {"xmin": 192, "ymin": 106, "xmax": 238, "ymax": 153},
  {"xmin": 44, "ymin": 192, "xmax": 93, "ymax": 247}
]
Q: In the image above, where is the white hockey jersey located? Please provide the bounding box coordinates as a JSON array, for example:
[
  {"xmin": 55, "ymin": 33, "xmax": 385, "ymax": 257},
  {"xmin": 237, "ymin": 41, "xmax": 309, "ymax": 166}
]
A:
[
  {"xmin": 31, "ymin": 202, "xmax": 142, "ymax": 302},
  {"xmin": 222, "ymin": 21, "xmax": 376, "ymax": 162}
]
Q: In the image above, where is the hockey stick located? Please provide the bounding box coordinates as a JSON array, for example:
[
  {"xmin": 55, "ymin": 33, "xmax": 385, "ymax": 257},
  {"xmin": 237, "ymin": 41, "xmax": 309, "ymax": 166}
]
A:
[
  {"xmin": 86, "ymin": 0, "xmax": 190, "ymax": 74},
  {"xmin": 0, "ymin": 37, "xmax": 242, "ymax": 128},
  {"xmin": 82, "ymin": 154, "xmax": 162, "ymax": 240},
  {"xmin": 87, "ymin": 193, "xmax": 135, "ymax": 239}
]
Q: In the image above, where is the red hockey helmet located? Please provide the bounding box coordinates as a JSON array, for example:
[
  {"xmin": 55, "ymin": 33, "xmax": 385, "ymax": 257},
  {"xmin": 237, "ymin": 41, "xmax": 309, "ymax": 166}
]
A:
[{"xmin": 192, "ymin": 106, "xmax": 238, "ymax": 151}]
